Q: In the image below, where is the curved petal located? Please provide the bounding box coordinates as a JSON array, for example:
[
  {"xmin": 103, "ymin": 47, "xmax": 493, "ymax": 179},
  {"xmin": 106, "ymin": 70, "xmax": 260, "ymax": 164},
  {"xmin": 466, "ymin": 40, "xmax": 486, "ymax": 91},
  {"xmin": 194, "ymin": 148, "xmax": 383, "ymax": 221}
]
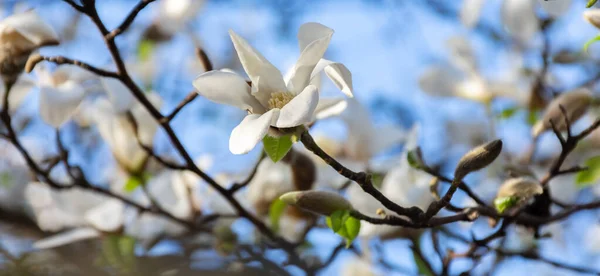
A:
[
  {"xmin": 502, "ymin": 0, "xmax": 538, "ymax": 43},
  {"xmin": 287, "ymin": 25, "xmax": 333, "ymax": 94},
  {"xmin": 313, "ymin": 97, "xmax": 347, "ymax": 121},
  {"xmin": 39, "ymin": 81, "xmax": 86, "ymax": 128},
  {"xmin": 100, "ymin": 77, "xmax": 135, "ymax": 113},
  {"xmin": 447, "ymin": 36, "xmax": 477, "ymax": 74},
  {"xmin": 193, "ymin": 70, "xmax": 265, "ymax": 113},
  {"xmin": 311, "ymin": 59, "xmax": 353, "ymax": 97},
  {"xmin": 0, "ymin": 74, "xmax": 35, "ymax": 111},
  {"xmin": 229, "ymin": 109, "xmax": 279, "ymax": 155},
  {"xmin": 369, "ymin": 125, "xmax": 406, "ymax": 156},
  {"xmin": 84, "ymin": 200, "xmax": 124, "ymax": 232},
  {"xmin": 1, "ymin": 10, "xmax": 59, "ymax": 46},
  {"xmin": 274, "ymin": 85, "xmax": 318, "ymax": 128},
  {"xmin": 33, "ymin": 227, "xmax": 99, "ymax": 250},
  {"xmin": 460, "ymin": 0, "xmax": 485, "ymax": 28},
  {"xmin": 418, "ymin": 65, "xmax": 462, "ymax": 97},
  {"xmin": 229, "ymin": 30, "xmax": 286, "ymax": 107},
  {"xmin": 297, "ymin": 23, "xmax": 334, "ymax": 51},
  {"xmin": 539, "ymin": 0, "xmax": 571, "ymax": 18}
]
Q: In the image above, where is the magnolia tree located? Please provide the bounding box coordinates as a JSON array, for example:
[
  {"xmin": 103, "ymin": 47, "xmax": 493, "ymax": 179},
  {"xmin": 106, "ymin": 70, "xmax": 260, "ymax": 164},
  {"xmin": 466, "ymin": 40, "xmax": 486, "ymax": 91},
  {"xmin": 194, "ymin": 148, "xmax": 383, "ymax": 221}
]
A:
[{"xmin": 2, "ymin": 0, "xmax": 600, "ymax": 275}]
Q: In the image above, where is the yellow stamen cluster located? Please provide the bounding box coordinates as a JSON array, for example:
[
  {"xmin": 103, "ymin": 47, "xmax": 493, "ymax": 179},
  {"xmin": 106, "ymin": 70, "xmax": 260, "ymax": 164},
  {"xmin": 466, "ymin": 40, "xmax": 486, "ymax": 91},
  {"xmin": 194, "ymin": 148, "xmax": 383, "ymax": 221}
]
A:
[{"xmin": 268, "ymin": 91, "xmax": 295, "ymax": 110}]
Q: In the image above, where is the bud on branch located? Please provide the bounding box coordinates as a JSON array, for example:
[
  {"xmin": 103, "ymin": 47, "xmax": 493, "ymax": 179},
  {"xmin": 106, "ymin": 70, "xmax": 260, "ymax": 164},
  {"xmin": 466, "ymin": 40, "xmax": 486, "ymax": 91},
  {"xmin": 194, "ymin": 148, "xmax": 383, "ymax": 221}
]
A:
[{"xmin": 279, "ymin": 190, "xmax": 353, "ymax": 216}]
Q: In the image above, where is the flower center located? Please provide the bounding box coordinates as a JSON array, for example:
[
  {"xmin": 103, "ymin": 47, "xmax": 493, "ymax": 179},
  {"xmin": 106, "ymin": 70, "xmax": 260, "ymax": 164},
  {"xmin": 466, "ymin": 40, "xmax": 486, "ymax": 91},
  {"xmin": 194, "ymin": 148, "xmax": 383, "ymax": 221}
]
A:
[{"xmin": 268, "ymin": 92, "xmax": 295, "ymax": 110}]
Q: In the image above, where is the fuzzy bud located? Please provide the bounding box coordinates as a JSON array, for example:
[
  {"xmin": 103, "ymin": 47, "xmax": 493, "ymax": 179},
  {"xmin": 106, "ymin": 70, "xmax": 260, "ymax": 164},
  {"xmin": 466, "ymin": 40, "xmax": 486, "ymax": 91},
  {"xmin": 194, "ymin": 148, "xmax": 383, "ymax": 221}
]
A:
[
  {"xmin": 584, "ymin": 9, "xmax": 600, "ymax": 30},
  {"xmin": 532, "ymin": 89, "xmax": 593, "ymax": 138},
  {"xmin": 279, "ymin": 190, "xmax": 352, "ymax": 216},
  {"xmin": 25, "ymin": 53, "xmax": 43, "ymax": 73},
  {"xmin": 454, "ymin": 139, "xmax": 503, "ymax": 180},
  {"xmin": 496, "ymin": 177, "xmax": 543, "ymax": 200}
]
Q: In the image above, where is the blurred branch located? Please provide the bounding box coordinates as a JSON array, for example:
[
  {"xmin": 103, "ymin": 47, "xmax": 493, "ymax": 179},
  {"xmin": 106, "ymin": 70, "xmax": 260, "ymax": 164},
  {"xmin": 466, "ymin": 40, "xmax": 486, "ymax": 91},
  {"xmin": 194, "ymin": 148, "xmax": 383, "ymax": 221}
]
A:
[
  {"xmin": 106, "ymin": 0, "xmax": 157, "ymax": 40},
  {"xmin": 227, "ymin": 150, "xmax": 266, "ymax": 194},
  {"xmin": 161, "ymin": 91, "xmax": 198, "ymax": 124},
  {"xmin": 26, "ymin": 55, "xmax": 118, "ymax": 78}
]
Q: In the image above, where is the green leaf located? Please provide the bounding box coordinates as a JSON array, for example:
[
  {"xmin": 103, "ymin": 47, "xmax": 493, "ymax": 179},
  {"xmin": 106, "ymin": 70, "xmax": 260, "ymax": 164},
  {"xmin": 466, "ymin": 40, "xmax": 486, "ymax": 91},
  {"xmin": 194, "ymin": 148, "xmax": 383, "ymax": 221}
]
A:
[
  {"xmin": 412, "ymin": 249, "xmax": 433, "ymax": 276},
  {"xmin": 263, "ymin": 135, "xmax": 293, "ymax": 163},
  {"xmin": 370, "ymin": 172, "xmax": 385, "ymax": 189},
  {"xmin": 527, "ymin": 109, "xmax": 538, "ymax": 126},
  {"xmin": 576, "ymin": 156, "xmax": 600, "ymax": 187},
  {"xmin": 588, "ymin": 0, "xmax": 598, "ymax": 8},
  {"xmin": 584, "ymin": 35, "xmax": 600, "ymax": 53},
  {"xmin": 326, "ymin": 209, "xmax": 348, "ymax": 233},
  {"xmin": 99, "ymin": 235, "xmax": 137, "ymax": 274},
  {"xmin": 123, "ymin": 173, "xmax": 151, "ymax": 193},
  {"xmin": 137, "ymin": 40, "xmax": 155, "ymax": 61},
  {"xmin": 0, "ymin": 172, "xmax": 13, "ymax": 188},
  {"xmin": 269, "ymin": 198, "xmax": 287, "ymax": 232},
  {"xmin": 497, "ymin": 106, "xmax": 519, "ymax": 120},
  {"xmin": 494, "ymin": 196, "xmax": 519, "ymax": 214},
  {"xmin": 407, "ymin": 147, "xmax": 425, "ymax": 169},
  {"xmin": 342, "ymin": 216, "xmax": 360, "ymax": 248}
]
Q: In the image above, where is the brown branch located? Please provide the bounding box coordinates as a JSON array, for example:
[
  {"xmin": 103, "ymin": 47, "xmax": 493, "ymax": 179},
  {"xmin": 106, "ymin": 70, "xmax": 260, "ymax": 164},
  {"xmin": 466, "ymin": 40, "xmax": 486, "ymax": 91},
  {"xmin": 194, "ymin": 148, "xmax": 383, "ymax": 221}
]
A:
[
  {"xmin": 161, "ymin": 91, "xmax": 198, "ymax": 124},
  {"xmin": 28, "ymin": 55, "xmax": 118, "ymax": 78},
  {"xmin": 422, "ymin": 167, "xmax": 488, "ymax": 207},
  {"xmin": 106, "ymin": 0, "xmax": 157, "ymax": 40},
  {"xmin": 300, "ymin": 130, "xmax": 424, "ymax": 222},
  {"xmin": 228, "ymin": 150, "xmax": 266, "ymax": 194}
]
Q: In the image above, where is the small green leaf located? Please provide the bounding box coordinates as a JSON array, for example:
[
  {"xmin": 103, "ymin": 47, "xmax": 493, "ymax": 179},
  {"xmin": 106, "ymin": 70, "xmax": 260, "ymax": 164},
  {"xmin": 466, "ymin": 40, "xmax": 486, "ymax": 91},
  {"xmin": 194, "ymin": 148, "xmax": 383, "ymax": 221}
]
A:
[
  {"xmin": 137, "ymin": 39, "xmax": 155, "ymax": 61},
  {"xmin": 494, "ymin": 196, "xmax": 519, "ymax": 214},
  {"xmin": 0, "ymin": 172, "xmax": 13, "ymax": 188},
  {"xmin": 342, "ymin": 216, "xmax": 361, "ymax": 248},
  {"xmin": 269, "ymin": 198, "xmax": 287, "ymax": 232},
  {"xmin": 588, "ymin": 0, "xmax": 598, "ymax": 8},
  {"xmin": 584, "ymin": 35, "xmax": 600, "ymax": 53},
  {"xmin": 326, "ymin": 209, "xmax": 348, "ymax": 233},
  {"xmin": 497, "ymin": 106, "xmax": 519, "ymax": 119},
  {"xmin": 412, "ymin": 249, "xmax": 433, "ymax": 276},
  {"xmin": 263, "ymin": 135, "xmax": 293, "ymax": 163},
  {"xmin": 99, "ymin": 235, "xmax": 137, "ymax": 274},
  {"xmin": 527, "ymin": 109, "xmax": 538, "ymax": 126},
  {"xmin": 576, "ymin": 156, "xmax": 600, "ymax": 187},
  {"xmin": 407, "ymin": 147, "xmax": 425, "ymax": 169},
  {"xmin": 370, "ymin": 172, "xmax": 385, "ymax": 189},
  {"xmin": 123, "ymin": 173, "xmax": 151, "ymax": 193}
]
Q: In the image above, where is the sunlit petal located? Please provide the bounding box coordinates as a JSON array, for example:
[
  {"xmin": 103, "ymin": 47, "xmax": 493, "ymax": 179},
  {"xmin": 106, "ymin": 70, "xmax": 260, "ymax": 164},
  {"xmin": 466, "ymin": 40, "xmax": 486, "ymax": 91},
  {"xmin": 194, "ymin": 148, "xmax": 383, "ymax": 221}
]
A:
[
  {"xmin": 311, "ymin": 59, "xmax": 353, "ymax": 97},
  {"xmin": 193, "ymin": 70, "xmax": 265, "ymax": 113},
  {"xmin": 39, "ymin": 81, "xmax": 86, "ymax": 128},
  {"xmin": 273, "ymin": 85, "xmax": 318, "ymax": 128},
  {"xmin": 287, "ymin": 24, "xmax": 333, "ymax": 94},
  {"xmin": 229, "ymin": 109, "xmax": 279, "ymax": 155}
]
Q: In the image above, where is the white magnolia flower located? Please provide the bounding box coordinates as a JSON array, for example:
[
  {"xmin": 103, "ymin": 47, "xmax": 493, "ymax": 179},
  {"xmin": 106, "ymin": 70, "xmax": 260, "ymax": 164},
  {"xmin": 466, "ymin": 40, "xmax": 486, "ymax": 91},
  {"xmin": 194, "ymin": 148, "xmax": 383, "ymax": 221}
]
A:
[
  {"xmin": 91, "ymin": 93, "xmax": 162, "ymax": 173},
  {"xmin": 460, "ymin": 0, "xmax": 485, "ymax": 28},
  {"xmin": 36, "ymin": 65, "xmax": 96, "ymax": 127},
  {"xmin": 502, "ymin": 0, "xmax": 539, "ymax": 43},
  {"xmin": 0, "ymin": 10, "xmax": 59, "ymax": 81},
  {"xmin": 0, "ymin": 74, "xmax": 35, "ymax": 112},
  {"xmin": 246, "ymin": 158, "xmax": 294, "ymax": 216},
  {"xmin": 419, "ymin": 36, "xmax": 529, "ymax": 105},
  {"xmin": 154, "ymin": 0, "xmax": 204, "ymax": 36},
  {"xmin": 193, "ymin": 22, "xmax": 353, "ymax": 154}
]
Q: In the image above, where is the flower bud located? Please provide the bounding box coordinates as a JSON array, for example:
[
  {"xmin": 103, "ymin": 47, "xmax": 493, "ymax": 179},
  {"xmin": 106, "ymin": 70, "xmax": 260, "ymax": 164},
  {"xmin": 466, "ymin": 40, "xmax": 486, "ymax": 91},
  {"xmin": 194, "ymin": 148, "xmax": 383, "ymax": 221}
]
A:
[
  {"xmin": 532, "ymin": 89, "xmax": 593, "ymax": 138},
  {"xmin": 496, "ymin": 177, "xmax": 543, "ymax": 200},
  {"xmin": 279, "ymin": 190, "xmax": 352, "ymax": 216},
  {"xmin": 454, "ymin": 139, "xmax": 503, "ymax": 180},
  {"xmin": 494, "ymin": 177, "xmax": 543, "ymax": 213},
  {"xmin": 584, "ymin": 9, "xmax": 600, "ymax": 30}
]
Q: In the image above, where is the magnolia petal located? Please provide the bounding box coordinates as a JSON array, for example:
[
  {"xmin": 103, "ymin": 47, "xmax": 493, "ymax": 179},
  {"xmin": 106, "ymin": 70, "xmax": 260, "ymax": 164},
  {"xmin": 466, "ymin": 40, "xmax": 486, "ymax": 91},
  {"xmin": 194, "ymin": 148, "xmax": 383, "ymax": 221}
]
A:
[
  {"xmin": 274, "ymin": 85, "xmax": 318, "ymax": 128},
  {"xmin": 287, "ymin": 25, "xmax": 333, "ymax": 94},
  {"xmin": 447, "ymin": 36, "xmax": 477, "ymax": 74},
  {"xmin": 39, "ymin": 81, "xmax": 86, "ymax": 128},
  {"xmin": 502, "ymin": 0, "xmax": 538, "ymax": 43},
  {"xmin": 53, "ymin": 64, "xmax": 97, "ymax": 84},
  {"xmin": 1, "ymin": 10, "xmax": 59, "ymax": 46},
  {"xmin": 313, "ymin": 97, "xmax": 347, "ymax": 121},
  {"xmin": 84, "ymin": 199, "xmax": 124, "ymax": 232},
  {"xmin": 311, "ymin": 59, "xmax": 353, "ymax": 97},
  {"xmin": 229, "ymin": 109, "xmax": 278, "ymax": 155},
  {"xmin": 418, "ymin": 65, "xmax": 462, "ymax": 97},
  {"xmin": 369, "ymin": 125, "xmax": 406, "ymax": 156},
  {"xmin": 131, "ymin": 93, "xmax": 162, "ymax": 145},
  {"xmin": 33, "ymin": 227, "xmax": 99, "ymax": 250},
  {"xmin": 297, "ymin": 22, "xmax": 334, "ymax": 51},
  {"xmin": 228, "ymin": 30, "xmax": 286, "ymax": 107},
  {"xmin": 460, "ymin": 0, "xmax": 485, "ymax": 28},
  {"xmin": 100, "ymin": 77, "xmax": 135, "ymax": 113},
  {"xmin": 539, "ymin": 0, "xmax": 571, "ymax": 18},
  {"xmin": 193, "ymin": 70, "xmax": 265, "ymax": 113},
  {"xmin": 0, "ymin": 74, "xmax": 35, "ymax": 111}
]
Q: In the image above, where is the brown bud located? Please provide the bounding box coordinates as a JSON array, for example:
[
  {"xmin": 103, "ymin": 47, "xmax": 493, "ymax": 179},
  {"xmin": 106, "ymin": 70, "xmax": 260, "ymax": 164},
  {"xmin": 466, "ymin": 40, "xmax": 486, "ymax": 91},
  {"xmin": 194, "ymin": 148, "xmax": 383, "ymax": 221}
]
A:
[
  {"xmin": 532, "ymin": 89, "xmax": 593, "ymax": 138},
  {"xmin": 496, "ymin": 177, "xmax": 543, "ymax": 200},
  {"xmin": 25, "ymin": 53, "xmax": 43, "ymax": 73},
  {"xmin": 454, "ymin": 139, "xmax": 503, "ymax": 180},
  {"xmin": 282, "ymin": 149, "xmax": 316, "ymax": 191},
  {"xmin": 279, "ymin": 190, "xmax": 352, "ymax": 216},
  {"xmin": 584, "ymin": 10, "xmax": 600, "ymax": 30}
]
